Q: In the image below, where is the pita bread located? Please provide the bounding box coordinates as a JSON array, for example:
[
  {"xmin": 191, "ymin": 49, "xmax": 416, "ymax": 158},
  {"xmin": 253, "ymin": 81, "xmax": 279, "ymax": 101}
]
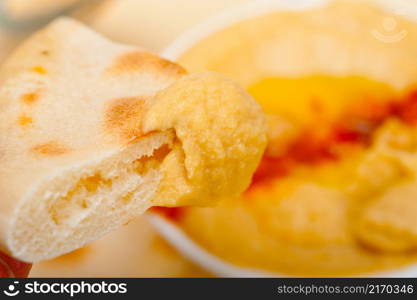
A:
[{"xmin": 0, "ymin": 17, "xmax": 266, "ymax": 262}]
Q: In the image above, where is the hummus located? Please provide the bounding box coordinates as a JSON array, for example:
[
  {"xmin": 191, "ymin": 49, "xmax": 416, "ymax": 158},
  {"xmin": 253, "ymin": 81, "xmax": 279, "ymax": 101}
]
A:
[{"xmin": 154, "ymin": 0, "xmax": 417, "ymax": 276}]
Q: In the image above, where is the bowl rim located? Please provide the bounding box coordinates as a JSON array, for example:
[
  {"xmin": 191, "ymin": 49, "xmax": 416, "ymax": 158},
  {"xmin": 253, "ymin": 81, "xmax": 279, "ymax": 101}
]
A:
[
  {"xmin": 147, "ymin": 213, "xmax": 417, "ymax": 277},
  {"xmin": 153, "ymin": 0, "xmax": 417, "ymax": 278}
]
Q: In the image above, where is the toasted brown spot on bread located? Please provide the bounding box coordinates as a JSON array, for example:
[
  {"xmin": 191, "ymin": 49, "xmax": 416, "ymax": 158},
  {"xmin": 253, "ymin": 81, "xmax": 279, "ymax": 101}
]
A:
[
  {"xmin": 31, "ymin": 141, "xmax": 69, "ymax": 156},
  {"xmin": 18, "ymin": 114, "xmax": 33, "ymax": 126},
  {"xmin": 31, "ymin": 66, "xmax": 47, "ymax": 74},
  {"xmin": 106, "ymin": 51, "xmax": 186, "ymax": 76},
  {"xmin": 21, "ymin": 92, "xmax": 39, "ymax": 104},
  {"xmin": 40, "ymin": 50, "xmax": 50, "ymax": 56},
  {"xmin": 105, "ymin": 97, "xmax": 146, "ymax": 141}
]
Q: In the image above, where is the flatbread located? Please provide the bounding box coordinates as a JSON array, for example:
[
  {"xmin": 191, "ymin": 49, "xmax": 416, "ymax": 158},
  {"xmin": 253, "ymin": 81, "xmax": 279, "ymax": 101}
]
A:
[
  {"xmin": 72, "ymin": 0, "xmax": 252, "ymax": 52},
  {"xmin": 0, "ymin": 18, "xmax": 266, "ymax": 262}
]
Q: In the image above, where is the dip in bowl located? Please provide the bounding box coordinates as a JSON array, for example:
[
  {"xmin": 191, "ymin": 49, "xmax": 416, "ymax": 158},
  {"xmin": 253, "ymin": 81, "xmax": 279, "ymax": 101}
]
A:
[{"xmin": 150, "ymin": 0, "xmax": 417, "ymax": 277}]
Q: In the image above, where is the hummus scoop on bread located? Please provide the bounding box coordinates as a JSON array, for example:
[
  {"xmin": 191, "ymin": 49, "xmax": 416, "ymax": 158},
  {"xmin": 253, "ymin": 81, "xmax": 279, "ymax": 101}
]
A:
[
  {"xmin": 0, "ymin": 18, "xmax": 266, "ymax": 262},
  {"xmin": 157, "ymin": 0, "xmax": 417, "ymax": 276}
]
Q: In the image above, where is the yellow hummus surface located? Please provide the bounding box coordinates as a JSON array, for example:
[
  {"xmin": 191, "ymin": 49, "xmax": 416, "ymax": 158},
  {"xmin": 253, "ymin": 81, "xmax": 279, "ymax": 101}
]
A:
[{"xmin": 174, "ymin": 75, "xmax": 417, "ymax": 276}]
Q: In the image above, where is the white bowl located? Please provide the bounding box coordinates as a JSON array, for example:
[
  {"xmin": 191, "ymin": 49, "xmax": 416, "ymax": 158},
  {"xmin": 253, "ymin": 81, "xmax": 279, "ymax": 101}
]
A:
[{"xmin": 148, "ymin": 0, "xmax": 417, "ymax": 277}]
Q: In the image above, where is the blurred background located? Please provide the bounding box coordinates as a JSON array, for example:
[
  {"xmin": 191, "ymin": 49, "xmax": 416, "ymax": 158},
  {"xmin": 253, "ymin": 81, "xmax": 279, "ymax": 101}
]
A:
[{"xmin": 0, "ymin": 0, "xmax": 253, "ymax": 277}]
